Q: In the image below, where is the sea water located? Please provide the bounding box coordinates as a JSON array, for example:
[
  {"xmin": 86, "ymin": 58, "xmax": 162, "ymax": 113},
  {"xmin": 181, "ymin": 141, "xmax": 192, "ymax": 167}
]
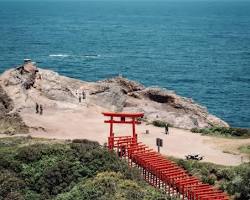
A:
[{"xmin": 0, "ymin": 1, "xmax": 249, "ymax": 127}]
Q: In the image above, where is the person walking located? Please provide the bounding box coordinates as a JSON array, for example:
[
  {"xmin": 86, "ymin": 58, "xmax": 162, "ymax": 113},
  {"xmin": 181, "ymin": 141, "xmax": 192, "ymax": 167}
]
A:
[
  {"xmin": 39, "ymin": 105, "xmax": 43, "ymax": 115},
  {"xmin": 35, "ymin": 103, "xmax": 39, "ymax": 114},
  {"xmin": 78, "ymin": 95, "xmax": 81, "ymax": 103},
  {"xmin": 164, "ymin": 123, "xmax": 169, "ymax": 135},
  {"xmin": 76, "ymin": 90, "xmax": 81, "ymax": 103},
  {"xmin": 82, "ymin": 90, "xmax": 86, "ymax": 100}
]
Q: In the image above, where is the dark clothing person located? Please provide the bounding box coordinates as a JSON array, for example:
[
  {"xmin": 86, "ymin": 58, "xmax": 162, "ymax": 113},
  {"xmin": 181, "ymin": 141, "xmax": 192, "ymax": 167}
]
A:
[
  {"xmin": 78, "ymin": 97, "xmax": 81, "ymax": 103},
  {"xmin": 164, "ymin": 124, "xmax": 169, "ymax": 135},
  {"xmin": 82, "ymin": 91, "xmax": 86, "ymax": 99},
  {"xmin": 39, "ymin": 105, "xmax": 43, "ymax": 115},
  {"xmin": 36, "ymin": 103, "xmax": 39, "ymax": 114},
  {"xmin": 118, "ymin": 146, "xmax": 126, "ymax": 157}
]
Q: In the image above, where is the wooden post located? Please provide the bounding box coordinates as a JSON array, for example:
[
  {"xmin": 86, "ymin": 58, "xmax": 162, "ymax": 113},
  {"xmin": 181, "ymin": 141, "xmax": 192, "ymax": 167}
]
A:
[
  {"xmin": 132, "ymin": 117, "xmax": 136, "ymax": 142},
  {"xmin": 109, "ymin": 116, "xmax": 114, "ymax": 150}
]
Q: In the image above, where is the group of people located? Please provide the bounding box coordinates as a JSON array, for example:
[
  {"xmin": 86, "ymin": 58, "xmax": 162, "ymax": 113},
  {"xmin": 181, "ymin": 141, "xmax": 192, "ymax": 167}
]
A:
[
  {"xmin": 76, "ymin": 90, "xmax": 86, "ymax": 103},
  {"xmin": 35, "ymin": 103, "xmax": 43, "ymax": 115}
]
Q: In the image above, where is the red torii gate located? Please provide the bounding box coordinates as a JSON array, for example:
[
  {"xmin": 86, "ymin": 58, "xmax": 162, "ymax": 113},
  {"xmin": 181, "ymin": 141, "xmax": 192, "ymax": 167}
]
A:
[
  {"xmin": 102, "ymin": 112, "xmax": 229, "ymax": 200},
  {"xmin": 102, "ymin": 112, "xmax": 144, "ymax": 150}
]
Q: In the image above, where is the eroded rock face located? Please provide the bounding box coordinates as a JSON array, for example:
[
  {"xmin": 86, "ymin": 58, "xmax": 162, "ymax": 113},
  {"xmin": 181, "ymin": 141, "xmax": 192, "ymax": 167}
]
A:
[
  {"xmin": 88, "ymin": 85, "xmax": 126, "ymax": 112},
  {"xmin": 100, "ymin": 76, "xmax": 145, "ymax": 93},
  {"xmin": 124, "ymin": 87, "xmax": 229, "ymax": 129},
  {"xmin": 142, "ymin": 88, "xmax": 176, "ymax": 104},
  {"xmin": 0, "ymin": 85, "xmax": 13, "ymax": 114},
  {"xmin": 0, "ymin": 66, "xmax": 229, "ymax": 129},
  {"xmin": 0, "ymin": 85, "xmax": 29, "ymax": 134}
]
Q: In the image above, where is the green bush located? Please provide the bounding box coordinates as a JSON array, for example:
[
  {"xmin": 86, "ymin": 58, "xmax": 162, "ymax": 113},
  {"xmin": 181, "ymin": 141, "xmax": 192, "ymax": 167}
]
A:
[
  {"xmin": 0, "ymin": 153, "xmax": 22, "ymax": 172},
  {"xmin": 72, "ymin": 139, "xmax": 99, "ymax": 146},
  {"xmin": 0, "ymin": 170, "xmax": 25, "ymax": 200},
  {"xmin": 201, "ymin": 175, "xmax": 216, "ymax": 185},
  {"xmin": 35, "ymin": 160, "xmax": 85, "ymax": 196},
  {"xmin": 5, "ymin": 191, "xmax": 24, "ymax": 200},
  {"xmin": 190, "ymin": 128, "xmax": 200, "ymax": 133},
  {"xmin": 152, "ymin": 120, "xmax": 167, "ymax": 127},
  {"xmin": 238, "ymin": 145, "xmax": 250, "ymax": 154},
  {"xmin": 56, "ymin": 172, "xmax": 172, "ymax": 200},
  {"xmin": 172, "ymin": 157, "xmax": 250, "ymax": 200},
  {"xmin": 0, "ymin": 138, "xmax": 173, "ymax": 200},
  {"xmin": 191, "ymin": 127, "xmax": 250, "ymax": 138}
]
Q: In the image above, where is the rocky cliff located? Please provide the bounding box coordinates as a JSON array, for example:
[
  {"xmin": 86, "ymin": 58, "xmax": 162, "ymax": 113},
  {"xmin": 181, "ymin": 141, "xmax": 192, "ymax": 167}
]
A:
[
  {"xmin": 0, "ymin": 85, "xmax": 29, "ymax": 134},
  {"xmin": 0, "ymin": 63, "xmax": 229, "ymax": 131}
]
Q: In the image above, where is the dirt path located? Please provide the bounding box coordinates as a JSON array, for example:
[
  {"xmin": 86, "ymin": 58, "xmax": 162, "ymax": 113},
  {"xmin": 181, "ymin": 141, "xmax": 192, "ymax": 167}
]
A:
[{"xmin": 18, "ymin": 105, "xmax": 249, "ymax": 166}]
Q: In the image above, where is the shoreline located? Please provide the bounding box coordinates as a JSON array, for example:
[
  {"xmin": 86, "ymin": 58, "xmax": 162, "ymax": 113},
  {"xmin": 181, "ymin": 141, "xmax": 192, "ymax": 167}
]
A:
[{"xmin": 0, "ymin": 64, "xmax": 249, "ymax": 166}]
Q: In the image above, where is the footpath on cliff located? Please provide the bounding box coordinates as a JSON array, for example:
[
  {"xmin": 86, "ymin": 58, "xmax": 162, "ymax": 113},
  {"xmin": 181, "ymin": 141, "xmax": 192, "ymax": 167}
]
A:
[{"xmin": 0, "ymin": 61, "xmax": 249, "ymax": 166}]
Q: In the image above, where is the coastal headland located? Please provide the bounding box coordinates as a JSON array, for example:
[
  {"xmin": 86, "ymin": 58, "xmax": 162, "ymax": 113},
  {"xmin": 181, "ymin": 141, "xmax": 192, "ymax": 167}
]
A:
[{"xmin": 0, "ymin": 61, "xmax": 249, "ymax": 166}]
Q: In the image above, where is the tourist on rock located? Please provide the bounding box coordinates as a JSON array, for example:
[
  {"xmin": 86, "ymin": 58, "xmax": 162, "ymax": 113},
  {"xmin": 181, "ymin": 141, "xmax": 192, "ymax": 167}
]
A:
[
  {"xmin": 39, "ymin": 105, "xmax": 43, "ymax": 115},
  {"xmin": 82, "ymin": 90, "xmax": 86, "ymax": 100},
  {"xmin": 36, "ymin": 103, "xmax": 39, "ymax": 114}
]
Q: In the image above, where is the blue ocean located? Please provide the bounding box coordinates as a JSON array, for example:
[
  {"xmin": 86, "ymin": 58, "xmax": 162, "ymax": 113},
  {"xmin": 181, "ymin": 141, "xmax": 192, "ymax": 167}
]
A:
[{"xmin": 0, "ymin": 1, "xmax": 249, "ymax": 128}]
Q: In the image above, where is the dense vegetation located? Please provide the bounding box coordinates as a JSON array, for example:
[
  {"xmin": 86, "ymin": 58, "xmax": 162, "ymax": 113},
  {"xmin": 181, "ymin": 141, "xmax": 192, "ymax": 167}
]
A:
[
  {"xmin": 169, "ymin": 157, "xmax": 250, "ymax": 200},
  {"xmin": 191, "ymin": 127, "xmax": 250, "ymax": 138},
  {"xmin": 0, "ymin": 137, "xmax": 174, "ymax": 200}
]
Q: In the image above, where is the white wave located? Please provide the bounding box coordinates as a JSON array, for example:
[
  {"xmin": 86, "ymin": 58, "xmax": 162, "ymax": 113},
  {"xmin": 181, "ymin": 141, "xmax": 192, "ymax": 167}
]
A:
[
  {"xmin": 83, "ymin": 54, "xmax": 100, "ymax": 58},
  {"xmin": 49, "ymin": 54, "xmax": 69, "ymax": 57}
]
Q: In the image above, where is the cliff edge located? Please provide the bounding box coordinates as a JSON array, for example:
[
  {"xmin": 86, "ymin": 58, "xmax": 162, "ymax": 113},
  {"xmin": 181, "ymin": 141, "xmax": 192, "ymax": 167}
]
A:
[{"xmin": 0, "ymin": 61, "xmax": 229, "ymax": 131}]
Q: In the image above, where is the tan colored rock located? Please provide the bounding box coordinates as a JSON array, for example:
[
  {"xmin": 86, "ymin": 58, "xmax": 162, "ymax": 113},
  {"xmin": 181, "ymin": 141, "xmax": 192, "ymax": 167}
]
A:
[
  {"xmin": 0, "ymin": 85, "xmax": 29, "ymax": 134},
  {"xmin": 0, "ymin": 65, "xmax": 229, "ymax": 130},
  {"xmin": 23, "ymin": 62, "xmax": 38, "ymax": 73}
]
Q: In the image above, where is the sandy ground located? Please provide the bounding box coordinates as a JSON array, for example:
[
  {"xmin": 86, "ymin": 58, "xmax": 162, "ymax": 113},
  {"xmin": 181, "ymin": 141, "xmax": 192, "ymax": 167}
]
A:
[{"xmin": 8, "ymin": 103, "xmax": 249, "ymax": 166}]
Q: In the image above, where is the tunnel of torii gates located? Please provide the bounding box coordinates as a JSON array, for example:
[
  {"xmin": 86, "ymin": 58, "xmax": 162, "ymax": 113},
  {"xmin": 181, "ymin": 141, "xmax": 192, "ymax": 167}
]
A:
[{"xmin": 102, "ymin": 112, "xmax": 229, "ymax": 200}]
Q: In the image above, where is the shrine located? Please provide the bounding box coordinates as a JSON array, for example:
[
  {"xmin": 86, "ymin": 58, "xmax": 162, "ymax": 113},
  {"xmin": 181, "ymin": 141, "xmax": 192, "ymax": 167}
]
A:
[{"xmin": 102, "ymin": 112, "xmax": 229, "ymax": 200}]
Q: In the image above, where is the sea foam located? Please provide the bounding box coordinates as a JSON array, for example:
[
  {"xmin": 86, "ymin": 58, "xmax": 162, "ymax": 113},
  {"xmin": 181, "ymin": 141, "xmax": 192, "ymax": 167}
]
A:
[
  {"xmin": 83, "ymin": 54, "xmax": 100, "ymax": 58},
  {"xmin": 49, "ymin": 54, "xmax": 69, "ymax": 57}
]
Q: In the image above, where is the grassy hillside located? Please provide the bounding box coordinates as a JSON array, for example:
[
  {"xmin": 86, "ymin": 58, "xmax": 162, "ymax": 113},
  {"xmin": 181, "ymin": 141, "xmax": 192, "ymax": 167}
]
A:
[{"xmin": 0, "ymin": 137, "xmax": 176, "ymax": 200}]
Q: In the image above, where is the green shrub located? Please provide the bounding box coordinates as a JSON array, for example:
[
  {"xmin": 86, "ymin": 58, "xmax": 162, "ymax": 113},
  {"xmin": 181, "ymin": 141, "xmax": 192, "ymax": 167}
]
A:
[
  {"xmin": 56, "ymin": 172, "xmax": 172, "ymax": 200},
  {"xmin": 35, "ymin": 160, "xmax": 85, "ymax": 196},
  {"xmin": 215, "ymin": 168, "xmax": 235, "ymax": 181},
  {"xmin": 0, "ymin": 154, "xmax": 22, "ymax": 172},
  {"xmin": 201, "ymin": 175, "xmax": 216, "ymax": 185},
  {"xmin": 176, "ymin": 159, "xmax": 194, "ymax": 172},
  {"xmin": 191, "ymin": 127, "xmax": 250, "ymax": 138},
  {"xmin": 190, "ymin": 128, "xmax": 199, "ymax": 133},
  {"xmin": 0, "ymin": 138, "xmax": 172, "ymax": 200},
  {"xmin": 16, "ymin": 143, "xmax": 70, "ymax": 163},
  {"xmin": 72, "ymin": 139, "xmax": 99, "ymax": 146},
  {"xmin": 0, "ymin": 170, "xmax": 25, "ymax": 199},
  {"xmin": 5, "ymin": 191, "xmax": 25, "ymax": 200},
  {"xmin": 23, "ymin": 190, "xmax": 41, "ymax": 200},
  {"xmin": 152, "ymin": 120, "xmax": 167, "ymax": 127},
  {"xmin": 172, "ymin": 157, "xmax": 250, "ymax": 200},
  {"xmin": 238, "ymin": 145, "xmax": 250, "ymax": 154}
]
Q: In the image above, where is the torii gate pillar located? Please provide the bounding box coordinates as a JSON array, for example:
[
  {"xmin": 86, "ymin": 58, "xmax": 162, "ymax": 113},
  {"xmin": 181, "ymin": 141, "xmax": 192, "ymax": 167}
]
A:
[{"xmin": 103, "ymin": 112, "xmax": 144, "ymax": 150}]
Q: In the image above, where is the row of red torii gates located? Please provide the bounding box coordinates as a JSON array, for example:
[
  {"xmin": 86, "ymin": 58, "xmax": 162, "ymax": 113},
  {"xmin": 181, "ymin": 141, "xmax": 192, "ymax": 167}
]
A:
[{"xmin": 103, "ymin": 112, "xmax": 229, "ymax": 200}]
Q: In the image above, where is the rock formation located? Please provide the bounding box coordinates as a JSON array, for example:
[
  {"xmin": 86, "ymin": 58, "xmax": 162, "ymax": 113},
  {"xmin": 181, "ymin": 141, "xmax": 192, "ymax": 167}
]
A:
[
  {"xmin": 0, "ymin": 85, "xmax": 29, "ymax": 134},
  {"xmin": 0, "ymin": 61, "xmax": 229, "ymax": 132}
]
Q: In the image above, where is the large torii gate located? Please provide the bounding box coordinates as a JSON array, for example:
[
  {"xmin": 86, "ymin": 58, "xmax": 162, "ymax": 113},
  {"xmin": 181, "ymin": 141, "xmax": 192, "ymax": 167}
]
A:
[
  {"xmin": 102, "ymin": 112, "xmax": 229, "ymax": 200},
  {"xmin": 102, "ymin": 112, "xmax": 144, "ymax": 150}
]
